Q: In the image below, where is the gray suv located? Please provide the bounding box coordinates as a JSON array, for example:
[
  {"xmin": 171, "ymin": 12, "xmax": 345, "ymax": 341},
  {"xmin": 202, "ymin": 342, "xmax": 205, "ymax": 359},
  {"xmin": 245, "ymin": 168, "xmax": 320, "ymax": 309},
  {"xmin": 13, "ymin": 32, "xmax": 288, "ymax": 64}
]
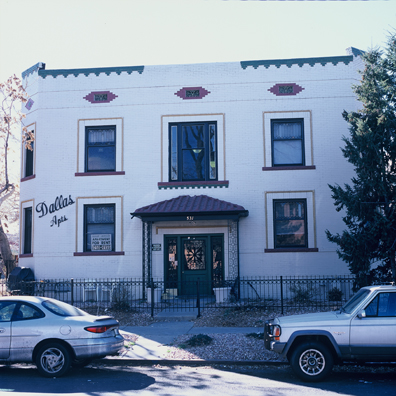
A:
[{"xmin": 264, "ymin": 284, "xmax": 396, "ymax": 381}]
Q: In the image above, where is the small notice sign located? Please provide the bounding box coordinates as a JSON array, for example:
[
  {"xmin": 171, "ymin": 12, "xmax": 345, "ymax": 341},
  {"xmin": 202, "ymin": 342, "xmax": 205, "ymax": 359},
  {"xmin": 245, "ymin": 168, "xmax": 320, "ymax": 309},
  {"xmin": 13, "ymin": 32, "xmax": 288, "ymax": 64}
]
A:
[
  {"xmin": 91, "ymin": 234, "xmax": 112, "ymax": 251},
  {"xmin": 152, "ymin": 243, "xmax": 161, "ymax": 251}
]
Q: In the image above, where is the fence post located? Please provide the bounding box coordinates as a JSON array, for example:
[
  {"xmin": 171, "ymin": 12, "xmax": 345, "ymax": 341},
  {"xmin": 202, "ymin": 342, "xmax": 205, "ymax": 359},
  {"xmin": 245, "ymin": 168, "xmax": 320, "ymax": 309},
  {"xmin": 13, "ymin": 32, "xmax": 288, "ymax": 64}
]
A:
[
  {"xmin": 150, "ymin": 278, "xmax": 154, "ymax": 317},
  {"xmin": 196, "ymin": 279, "xmax": 201, "ymax": 317},
  {"xmin": 280, "ymin": 276, "xmax": 284, "ymax": 315},
  {"xmin": 71, "ymin": 278, "xmax": 74, "ymax": 306}
]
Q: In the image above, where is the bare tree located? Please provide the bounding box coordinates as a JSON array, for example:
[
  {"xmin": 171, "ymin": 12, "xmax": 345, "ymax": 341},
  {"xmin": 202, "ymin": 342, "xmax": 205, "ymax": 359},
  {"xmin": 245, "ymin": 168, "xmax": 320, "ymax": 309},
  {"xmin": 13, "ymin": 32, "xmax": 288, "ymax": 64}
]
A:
[{"xmin": 0, "ymin": 75, "xmax": 32, "ymax": 278}]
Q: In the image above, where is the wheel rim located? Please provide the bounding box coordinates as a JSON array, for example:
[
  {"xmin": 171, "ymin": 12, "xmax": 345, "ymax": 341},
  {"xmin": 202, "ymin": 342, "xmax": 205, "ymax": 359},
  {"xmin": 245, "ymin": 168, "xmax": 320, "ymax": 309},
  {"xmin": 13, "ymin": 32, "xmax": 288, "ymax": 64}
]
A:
[
  {"xmin": 40, "ymin": 347, "xmax": 65, "ymax": 374},
  {"xmin": 299, "ymin": 348, "xmax": 325, "ymax": 376}
]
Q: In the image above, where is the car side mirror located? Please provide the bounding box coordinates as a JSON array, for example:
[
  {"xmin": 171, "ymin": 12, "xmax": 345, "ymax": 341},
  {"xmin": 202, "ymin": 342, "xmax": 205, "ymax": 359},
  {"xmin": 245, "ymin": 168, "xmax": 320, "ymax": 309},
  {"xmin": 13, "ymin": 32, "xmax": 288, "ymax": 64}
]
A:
[{"xmin": 357, "ymin": 310, "xmax": 366, "ymax": 319}]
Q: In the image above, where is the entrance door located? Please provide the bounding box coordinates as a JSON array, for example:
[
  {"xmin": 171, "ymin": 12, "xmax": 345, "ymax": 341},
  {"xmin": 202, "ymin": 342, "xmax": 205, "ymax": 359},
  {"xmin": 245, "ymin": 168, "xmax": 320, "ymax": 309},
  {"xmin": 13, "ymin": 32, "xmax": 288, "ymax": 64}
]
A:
[
  {"xmin": 165, "ymin": 234, "xmax": 224, "ymax": 297},
  {"xmin": 181, "ymin": 237, "xmax": 210, "ymax": 295}
]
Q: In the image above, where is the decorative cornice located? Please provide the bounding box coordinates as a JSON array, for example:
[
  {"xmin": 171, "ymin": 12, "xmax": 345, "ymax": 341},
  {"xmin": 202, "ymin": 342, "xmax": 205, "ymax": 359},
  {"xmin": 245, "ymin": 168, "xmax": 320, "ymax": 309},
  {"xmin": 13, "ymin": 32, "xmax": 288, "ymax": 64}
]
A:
[
  {"xmin": 22, "ymin": 62, "xmax": 46, "ymax": 79},
  {"xmin": 39, "ymin": 65, "xmax": 144, "ymax": 79},
  {"xmin": 241, "ymin": 55, "xmax": 354, "ymax": 70}
]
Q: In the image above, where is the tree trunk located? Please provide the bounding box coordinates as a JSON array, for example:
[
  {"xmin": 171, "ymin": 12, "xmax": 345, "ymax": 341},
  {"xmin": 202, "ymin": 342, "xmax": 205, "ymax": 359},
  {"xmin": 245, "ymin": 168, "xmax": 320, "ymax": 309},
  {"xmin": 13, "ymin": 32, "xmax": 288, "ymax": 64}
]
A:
[{"xmin": 0, "ymin": 218, "xmax": 15, "ymax": 278}]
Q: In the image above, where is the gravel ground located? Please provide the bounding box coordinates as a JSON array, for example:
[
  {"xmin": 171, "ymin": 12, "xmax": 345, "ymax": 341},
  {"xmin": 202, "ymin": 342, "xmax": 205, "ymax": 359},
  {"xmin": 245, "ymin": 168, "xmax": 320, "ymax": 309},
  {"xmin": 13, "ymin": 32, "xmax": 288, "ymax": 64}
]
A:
[
  {"xmin": 112, "ymin": 306, "xmax": 315, "ymax": 362},
  {"xmin": 111, "ymin": 307, "xmax": 396, "ymax": 373}
]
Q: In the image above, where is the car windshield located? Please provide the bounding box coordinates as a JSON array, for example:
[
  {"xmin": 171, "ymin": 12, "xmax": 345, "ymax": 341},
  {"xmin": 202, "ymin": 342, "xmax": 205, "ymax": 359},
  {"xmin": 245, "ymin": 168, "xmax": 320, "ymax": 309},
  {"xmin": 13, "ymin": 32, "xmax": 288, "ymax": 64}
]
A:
[
  {"xmin": 340, "ymin": 289, "xmax": 371, "ymax": 314},
  {"xmin": 42, "ymin": 300, "xmax": 88, "ymax": 317}
]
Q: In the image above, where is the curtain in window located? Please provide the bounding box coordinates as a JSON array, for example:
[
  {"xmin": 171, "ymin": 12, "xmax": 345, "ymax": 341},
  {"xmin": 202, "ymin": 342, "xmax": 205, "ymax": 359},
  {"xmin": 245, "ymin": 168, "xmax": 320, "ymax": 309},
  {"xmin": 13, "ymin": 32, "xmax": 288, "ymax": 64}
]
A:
[
  {"xmin": 273, "ymin": 122, "xmax": 302, "ymax": 140},
  {"xmin": 87, "ymin": 129, "xmax": 115, "ymax": 144},
  {"xmin": 86, "ymin": 206, "xmax": 115, "ymax": 223}
]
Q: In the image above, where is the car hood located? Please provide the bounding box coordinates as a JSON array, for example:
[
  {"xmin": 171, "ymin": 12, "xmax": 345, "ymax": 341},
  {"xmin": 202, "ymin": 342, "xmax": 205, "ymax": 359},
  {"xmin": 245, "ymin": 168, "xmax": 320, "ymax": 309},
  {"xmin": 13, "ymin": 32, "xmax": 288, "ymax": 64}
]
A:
[{"xmin": 276, "ymin": 311, "xmax": 344, "ymax": 326}]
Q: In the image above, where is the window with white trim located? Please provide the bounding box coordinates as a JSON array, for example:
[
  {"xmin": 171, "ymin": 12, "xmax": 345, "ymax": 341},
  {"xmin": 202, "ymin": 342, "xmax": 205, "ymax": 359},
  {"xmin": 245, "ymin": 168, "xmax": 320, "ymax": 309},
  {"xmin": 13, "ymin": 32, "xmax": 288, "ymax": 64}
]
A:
[
  {"xmin": 77, "ymin": 118, "xmax": 123, "ymax": 175},
  {"xmin": 84, "ymin": 204, "xmax": 115, "ymax": 252},
  {"xmin": 169, "ymin": 122, "xmax": 217, "ymax": 182},
  {"xmin": 274, "ymin": 199, "xmax": 307, "ymax": 248},
  {"xmin": 271, "ymin": 119, "xmax": 304, "ymax": 166}
]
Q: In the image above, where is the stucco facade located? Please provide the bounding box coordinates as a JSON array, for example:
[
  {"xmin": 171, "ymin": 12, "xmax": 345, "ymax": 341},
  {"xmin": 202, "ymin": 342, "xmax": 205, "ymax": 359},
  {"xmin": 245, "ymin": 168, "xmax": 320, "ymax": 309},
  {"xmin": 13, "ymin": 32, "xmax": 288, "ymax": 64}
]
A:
[{"xmin": 19, "ymin": 49, "xmax": 363, "ymax": 284}]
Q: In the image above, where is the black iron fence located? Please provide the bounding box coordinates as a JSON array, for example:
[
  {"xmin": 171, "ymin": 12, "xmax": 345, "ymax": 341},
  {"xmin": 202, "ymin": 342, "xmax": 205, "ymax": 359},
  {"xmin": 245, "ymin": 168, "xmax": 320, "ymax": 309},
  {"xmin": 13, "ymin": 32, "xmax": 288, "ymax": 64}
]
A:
[{"xmin": 0, "ymin": 275, "xmax": 355, "ymax": 316}]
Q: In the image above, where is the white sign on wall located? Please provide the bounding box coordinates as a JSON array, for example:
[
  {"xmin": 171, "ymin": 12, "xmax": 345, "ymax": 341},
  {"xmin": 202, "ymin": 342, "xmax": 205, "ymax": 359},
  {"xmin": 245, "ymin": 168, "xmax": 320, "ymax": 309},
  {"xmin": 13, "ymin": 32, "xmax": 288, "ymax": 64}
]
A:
[{"xmin": 91, "ymin": 234, "xmax": 112, "ymax": 251}]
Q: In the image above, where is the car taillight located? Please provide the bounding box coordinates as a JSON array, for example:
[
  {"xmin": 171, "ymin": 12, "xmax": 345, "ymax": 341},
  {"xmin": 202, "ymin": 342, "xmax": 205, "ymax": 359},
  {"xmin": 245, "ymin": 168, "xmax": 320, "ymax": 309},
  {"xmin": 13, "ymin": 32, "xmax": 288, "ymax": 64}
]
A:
[{"xmin": 84, "ymin": 325, "xmax": 116, "ymax": 333}]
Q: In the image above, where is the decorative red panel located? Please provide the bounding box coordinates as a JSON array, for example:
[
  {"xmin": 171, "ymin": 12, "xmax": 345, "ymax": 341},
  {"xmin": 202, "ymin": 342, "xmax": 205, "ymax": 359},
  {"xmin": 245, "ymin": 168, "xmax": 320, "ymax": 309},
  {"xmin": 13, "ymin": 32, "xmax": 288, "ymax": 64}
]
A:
[
  {"xmin": 175, "ymin": 87, "xmax": 210, "ymax": 100},
  {"xmin": 268, "ymin": 83, "xmax": 304, "ymax": 96},
  {"xmin": 84, "ymin": 91, "xmax": 118, "ymax": 104}
]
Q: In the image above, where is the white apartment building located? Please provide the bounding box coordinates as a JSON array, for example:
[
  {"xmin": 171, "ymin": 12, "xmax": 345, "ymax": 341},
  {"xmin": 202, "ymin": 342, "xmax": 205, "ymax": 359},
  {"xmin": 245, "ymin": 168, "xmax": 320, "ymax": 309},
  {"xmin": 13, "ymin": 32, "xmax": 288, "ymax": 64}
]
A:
[{"xmin": 20, "ymin": 48, "xmax": 363, "ymax": 295}]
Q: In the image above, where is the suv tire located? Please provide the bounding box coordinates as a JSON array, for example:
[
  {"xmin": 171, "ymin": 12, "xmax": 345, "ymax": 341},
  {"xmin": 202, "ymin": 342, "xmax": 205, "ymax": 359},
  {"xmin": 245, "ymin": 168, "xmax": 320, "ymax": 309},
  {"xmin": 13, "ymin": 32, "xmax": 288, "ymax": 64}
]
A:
[{"xmin": 289, "ymin": 341, "xmax": 333, "ymax": 382}]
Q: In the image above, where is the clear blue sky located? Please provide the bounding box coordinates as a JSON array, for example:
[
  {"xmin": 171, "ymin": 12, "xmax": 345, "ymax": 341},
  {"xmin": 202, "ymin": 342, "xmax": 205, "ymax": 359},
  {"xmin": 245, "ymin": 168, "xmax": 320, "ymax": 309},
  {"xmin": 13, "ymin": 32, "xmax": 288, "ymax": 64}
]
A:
[{"xmin": 0, "ymin": 0, "xmax": 395, "ymax": 82}]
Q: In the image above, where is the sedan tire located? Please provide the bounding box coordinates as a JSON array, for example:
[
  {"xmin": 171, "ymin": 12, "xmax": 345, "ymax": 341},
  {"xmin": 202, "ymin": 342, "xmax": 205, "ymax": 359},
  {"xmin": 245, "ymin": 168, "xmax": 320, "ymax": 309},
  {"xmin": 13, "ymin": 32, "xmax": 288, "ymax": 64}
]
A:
[
  {"xmin": 35, "ymin": 342, "xmax": 71, "ymax": 378},
  {"xmin": 289, "ymin": 341, "xmax": 333, "ymax": 382}
]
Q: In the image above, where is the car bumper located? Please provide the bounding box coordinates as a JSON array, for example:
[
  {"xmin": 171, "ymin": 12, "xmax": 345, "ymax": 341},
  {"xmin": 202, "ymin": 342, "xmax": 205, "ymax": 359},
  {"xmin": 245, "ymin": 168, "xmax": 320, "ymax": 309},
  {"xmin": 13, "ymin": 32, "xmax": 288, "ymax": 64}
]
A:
[{"xmin": 72, "ymin": 334, "xmax": 124, "ymax": 359}]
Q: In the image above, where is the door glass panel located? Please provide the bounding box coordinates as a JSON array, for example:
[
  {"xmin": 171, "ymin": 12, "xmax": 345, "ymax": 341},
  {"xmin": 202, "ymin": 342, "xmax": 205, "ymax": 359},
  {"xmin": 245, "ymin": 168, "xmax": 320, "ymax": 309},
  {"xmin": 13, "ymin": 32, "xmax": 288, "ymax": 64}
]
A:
[
  {"xmin": 183, "ymin": 239, "xmax": 206, "ymax": 270},
  {"xmin": 212, "ymin": 236, "xmax": 223, "ymax": 285},
  {"xmin": 167, "ymin": 238, "xmax": 178, "ymax": 284}
]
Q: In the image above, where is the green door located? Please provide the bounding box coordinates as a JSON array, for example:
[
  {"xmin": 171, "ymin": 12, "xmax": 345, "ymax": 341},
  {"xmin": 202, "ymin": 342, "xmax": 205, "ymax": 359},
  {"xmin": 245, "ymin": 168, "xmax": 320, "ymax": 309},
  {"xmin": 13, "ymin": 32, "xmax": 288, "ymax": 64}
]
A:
[
  {"xmin": 164, "ymin": 234, "xmax": 224, "ymax": 296},
  {"xmin": 181, "ymin": 236, "xmax": 210, "ymax": 295}
]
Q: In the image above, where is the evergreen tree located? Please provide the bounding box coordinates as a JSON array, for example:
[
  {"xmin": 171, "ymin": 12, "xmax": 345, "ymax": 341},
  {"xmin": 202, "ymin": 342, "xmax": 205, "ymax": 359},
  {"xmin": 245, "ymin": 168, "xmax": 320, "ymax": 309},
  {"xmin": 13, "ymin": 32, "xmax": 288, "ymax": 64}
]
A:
[{"xmin": 326, "ymin": 34, "xmax": 396, "ymax": 288}]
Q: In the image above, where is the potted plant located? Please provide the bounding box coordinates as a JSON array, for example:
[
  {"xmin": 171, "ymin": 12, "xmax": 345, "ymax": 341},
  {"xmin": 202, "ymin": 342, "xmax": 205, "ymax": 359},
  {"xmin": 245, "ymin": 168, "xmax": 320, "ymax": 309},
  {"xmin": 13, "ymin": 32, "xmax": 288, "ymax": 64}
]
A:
[
  {"xmin": 213, "ymin": 280, "xmax": 232, "ymax": 303},
  {"xmin": 147, "ymin": 282, "xmax": 162, "ymax": 303}
]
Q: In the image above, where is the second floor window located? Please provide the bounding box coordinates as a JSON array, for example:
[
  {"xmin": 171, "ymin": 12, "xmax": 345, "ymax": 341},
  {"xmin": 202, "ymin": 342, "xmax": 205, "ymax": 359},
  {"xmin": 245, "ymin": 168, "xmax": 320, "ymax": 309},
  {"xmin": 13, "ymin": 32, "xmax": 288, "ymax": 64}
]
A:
[
  {"xmin": 169, "ymin": 122, "xmax": 217, "ymax": 182},
  {"xmin": 272, "ymin": 119, "xmax": 304, "ymax": 166},
  {"xmin": 85, "ymin": 126, "xmax": 116, "ymax": 172}
]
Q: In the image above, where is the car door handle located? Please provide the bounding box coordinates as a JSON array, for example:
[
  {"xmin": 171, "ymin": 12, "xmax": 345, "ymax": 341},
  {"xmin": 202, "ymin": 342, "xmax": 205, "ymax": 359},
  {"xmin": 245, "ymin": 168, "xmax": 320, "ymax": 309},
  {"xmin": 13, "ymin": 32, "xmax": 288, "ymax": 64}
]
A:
[{"xmin": 0, "ymin": 328, "xmax": 5, "ymax": 333}]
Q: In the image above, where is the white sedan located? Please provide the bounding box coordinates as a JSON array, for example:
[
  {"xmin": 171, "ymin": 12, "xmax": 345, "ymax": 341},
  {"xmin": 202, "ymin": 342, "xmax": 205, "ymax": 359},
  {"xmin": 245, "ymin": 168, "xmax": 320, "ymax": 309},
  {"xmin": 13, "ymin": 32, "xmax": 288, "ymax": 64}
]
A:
[{"xmin": 0, "ymin": 296, "xmax": 124, "ymax": 377}]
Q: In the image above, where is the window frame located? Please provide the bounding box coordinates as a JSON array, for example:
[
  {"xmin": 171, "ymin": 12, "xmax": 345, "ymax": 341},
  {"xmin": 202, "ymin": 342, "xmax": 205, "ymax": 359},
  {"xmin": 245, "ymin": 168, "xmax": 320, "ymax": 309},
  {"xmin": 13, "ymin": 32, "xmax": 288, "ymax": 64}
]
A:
[
  {"xmin": 271, "ymin": 118, "xmax": 305, "ymax": 167},
  {"xmin": 21, "ymin": 123, "xmax": 35, "ymax": 181},
  {"xmin": 20, "ymin": 200, "xmax": 34, "ymax": 257},
  {"xmin": 74, "ymin": 196, "xmax": 124, "ymax": 256},
  {"xmin": 76, "ymin": 118, "xmax": 124, "ymax": 177},
  {"xmin": 83, "ymin": 203, "xmax": 115, "ymax": 253},
  {"xmin": 262, "ymin": 111, "xmax": 315, "ymax": 171},
  {"xmin": 265, "ymin": 191, "xmax": 318, "ymax": 253},
  {"xmin": 23, "ymin": 207, "xmax": 33, "ymax": 254},
  {"xmin": 168, "ymin": 121, "xmax": 218, "ymax": 182},
  {"xmin": 273, "ymin": 199, "xmax": 308, "ymax": 249},
  {"xmin": 85, "ymin": 125, "xmax": 116, "ymax": 172}
]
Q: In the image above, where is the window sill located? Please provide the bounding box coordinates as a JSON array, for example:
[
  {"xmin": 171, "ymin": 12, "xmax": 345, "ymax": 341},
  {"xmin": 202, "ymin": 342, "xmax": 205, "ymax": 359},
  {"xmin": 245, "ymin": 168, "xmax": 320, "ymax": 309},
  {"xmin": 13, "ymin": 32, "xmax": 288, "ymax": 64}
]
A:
[
  {"xmin": 75, "ymin": 171, "xmax": 125, "ymax": 177},
  {"xmin": 262, "ymin": 166, "xmax": 316, "ymax": 171},
  {"xmin": 265, "ymin": 248, "xmax": 318, "ymax": 253},
  {"xmin": 21, "ymin": 175, "xmax": 36, "ymax": 182},
  {"xmin": 74, "ymin": 251, "xmax": 125, "ymax": 256},
  {"xmin": 158, "ymin": 180, "xmax": 229, "ymax": 189},
  {"xmin": 19, "ymin": 253, "xmax": 33, "ymax": 258}
]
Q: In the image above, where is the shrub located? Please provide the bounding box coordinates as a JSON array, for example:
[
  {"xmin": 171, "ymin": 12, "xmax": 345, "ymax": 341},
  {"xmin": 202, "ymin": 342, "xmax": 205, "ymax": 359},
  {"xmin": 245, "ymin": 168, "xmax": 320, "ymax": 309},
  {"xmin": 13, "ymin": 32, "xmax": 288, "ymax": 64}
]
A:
[
  {"xmin": 186, "ymin": 334, "xmax": 213, "ymax": 347},
  {"xmin": 328, "ymin": 287, "xmax": 343, "ymax": 302}
]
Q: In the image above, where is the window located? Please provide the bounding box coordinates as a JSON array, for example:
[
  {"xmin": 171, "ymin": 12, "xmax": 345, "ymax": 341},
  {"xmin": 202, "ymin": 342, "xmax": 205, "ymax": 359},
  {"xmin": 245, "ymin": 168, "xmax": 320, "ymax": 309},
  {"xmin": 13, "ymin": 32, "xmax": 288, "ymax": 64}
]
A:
[
  {"xmin": 14, "ymin": 303, "xmax": 45, "ymax": 321},
  {"xmin": 23, "ymin": 207, "xmax": 33, "ymax": 254},
  {"xmin": 169, "ymin": 122, "xmax": 217, "ymax": 182},
  {"xmin": 84, "ymin": 204, "xmax": 115, "ymax": 252},
  {"xmin": 365, "ymin": 293, "xmax": 396, "ymax": 317},
  {"xmin": 21, "ymin": 125, "xmax": 35, "ymax": 180},
  {"xmin": 25, "ymin": 140, "xmax": 34, "ymax": 177},
  {"xmin": 85, "ymin": 126, "xmax": 116, "ymax": 172},
  {"xmin": 271, "ymin": 119, "xmax": 304, "ymax": 166},
  {"xmin": 0, "ymin": 302, "xmax": 17, "ymax": 322},
  {"xmin": 274, "ymin": 199, "xmax": 307, "ymax": 248}
]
